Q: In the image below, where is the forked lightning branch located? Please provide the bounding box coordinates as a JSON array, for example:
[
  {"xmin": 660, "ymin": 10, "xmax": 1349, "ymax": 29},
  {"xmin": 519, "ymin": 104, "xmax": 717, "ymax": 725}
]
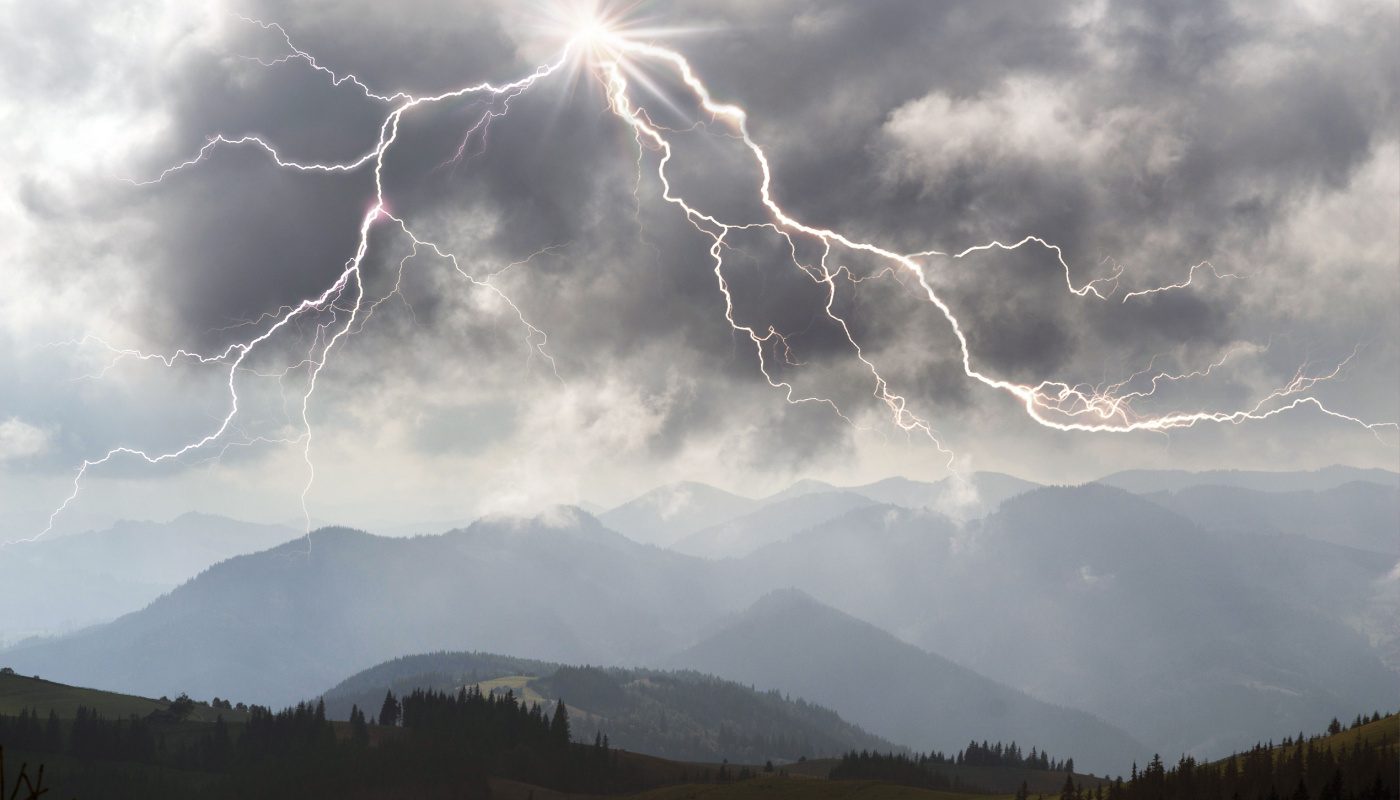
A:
[{"xmin": 26, "ymin": 10, "xmax": 1397, "ymax": 543}]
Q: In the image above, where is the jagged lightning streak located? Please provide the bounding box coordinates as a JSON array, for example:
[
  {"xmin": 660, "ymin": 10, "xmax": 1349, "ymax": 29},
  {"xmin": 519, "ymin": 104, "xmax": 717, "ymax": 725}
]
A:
[
  {"xmin": 15, "ymin": 27, "xmax": 574, "ymax": 545},
  {"xmin": 1119, "ymin": 260, "xmax": 1245, "ymax": 303},
  {"xmin": 586, "ymin": 30, "xmax": 1396, "ymax": 441},
  {"xmin": 17, "ymin": 12, "xmax": 1396, "ymax": 544}
]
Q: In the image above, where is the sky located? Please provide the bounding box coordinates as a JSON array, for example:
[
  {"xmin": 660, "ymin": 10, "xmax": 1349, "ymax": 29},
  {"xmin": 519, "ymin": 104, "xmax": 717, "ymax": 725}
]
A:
[{"xmin": 1, "ymin": 0, "xmax": 1397, "ymax": 536}]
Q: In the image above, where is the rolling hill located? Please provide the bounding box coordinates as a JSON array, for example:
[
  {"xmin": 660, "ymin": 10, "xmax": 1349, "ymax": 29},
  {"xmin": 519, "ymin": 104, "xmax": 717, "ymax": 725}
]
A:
[
  {"xmin": 0, "ymin": 669, "xmax": 238, "ymax": 722},
  {"xmin": 669, "ymin": 589, "xmax": 1145, "ymax": 774},
  {"xmin": 321, "ymin": 650, "xmax": 901, "ymax": 764},
  {"xmin": 0, "ymin": 670, "xmax": 165, "ymax": 718}
]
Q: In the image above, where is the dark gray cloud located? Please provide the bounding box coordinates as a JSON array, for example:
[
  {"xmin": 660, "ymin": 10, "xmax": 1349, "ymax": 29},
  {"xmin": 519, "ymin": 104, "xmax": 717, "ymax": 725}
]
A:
[{"xmin": 1, "ymin": 0, "xmax": 1396, "ymax": 531}]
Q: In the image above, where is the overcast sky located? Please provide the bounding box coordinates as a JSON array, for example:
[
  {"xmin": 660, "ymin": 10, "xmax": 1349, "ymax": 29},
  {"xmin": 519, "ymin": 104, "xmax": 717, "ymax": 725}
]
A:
[{"xmin": 1, "ymin": 0, "xmax": 1396, "ymax": 535}]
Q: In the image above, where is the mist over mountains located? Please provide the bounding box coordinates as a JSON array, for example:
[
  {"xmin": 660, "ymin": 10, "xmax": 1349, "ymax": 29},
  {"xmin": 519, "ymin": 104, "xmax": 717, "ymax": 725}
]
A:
[
  {"xmin": 2, "ymin": 511, "xmax": 728, "ymax": 705},
  {"xmin": 0, "ymin": 513, "xmax": 299, "ymax": 644},
  {"xmin": 672, "ymin": 588, "xmax": 1146, "ymax": 770},
  {"xmin": 1146, "ymin": 481, "xmax": 1399, "ymax": 555},
  {"xmin": 736, "ymin": 484, "xmax": 1395, "ymax": 759},
  {"xmin": 597, "ymin": 472, "xmax": 1040, "ymax": 552},
  {"xmin": 1095, "ymin": 465, "xmax": 1399, "ymax": 494},
  {"xmin": 2, "ymin": 466, "xmax": 1395, "ymax": 775}
]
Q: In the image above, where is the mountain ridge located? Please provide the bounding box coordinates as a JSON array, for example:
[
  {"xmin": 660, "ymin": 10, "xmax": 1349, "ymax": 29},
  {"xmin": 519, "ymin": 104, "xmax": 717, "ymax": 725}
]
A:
[
  {"xmin": 670, "ymin": 587, "xmax": 1147, "ymax": 774},
  {"xmin": 320, "ymin": 648, "xmax": 903, "ymax": 764}
]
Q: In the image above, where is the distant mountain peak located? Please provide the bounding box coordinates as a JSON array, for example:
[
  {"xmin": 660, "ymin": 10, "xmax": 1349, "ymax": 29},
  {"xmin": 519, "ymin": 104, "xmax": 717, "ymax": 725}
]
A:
[
  {"xmin": 171, "ymin": 510, "xmax": 240, "ymax": 524},
  {"xmin": 475, "ymin": 504, "xmax": 598, "ymax": 531},
  {"xmin": 599, "ymin": 482, "xmax": 760, "ymax": 547},
  {"xmin": 995, "ymin": 483, "xmax": 1198, "ymax": 533},
  {"xmin": 762, "ymin": 478, "xmax": 840, "ymax": 503},
  {"xmin": 448, "ymin": 507, "xmax": 657, "ymax": 556},
  {"xmin": 637, "ymin": 482, "xmax": 750, "ymax": 513},
  {"xmin": 749, "ymin": 586, "xmax": 823, "ymax": 612},
  {"xmin": 674, "ymin": 585, "xmax": 1147, "ymax": 772},
  {"xmin": 1096, "ymin": 464, "xmax": 1400, "ymax": 494},
  {"xmin": 845, "ymin": 472, "xmax": 1039, "ymax": 520},
  {"xmin": 261, "ymin": 525, "xmax": 369, "ymax": 551}
]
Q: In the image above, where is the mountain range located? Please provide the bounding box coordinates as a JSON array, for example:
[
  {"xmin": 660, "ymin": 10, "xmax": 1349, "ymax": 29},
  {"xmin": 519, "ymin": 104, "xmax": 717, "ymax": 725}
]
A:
[
  {"xmin": 2, "ymin": 466, "xmax": 1395, "ymax": 775},
  {"xmin": 1, "ymin": 510, "xmax": 726, "ymax": 705},
  {"xmin": 1143, "ymin": 481, "xmax": 1399, "ymax": 555},
  {"xmin": 728, "ymin": 485, "xmax": 1396, "ymax": 759},
  {"xmin": 672, "ymin": 588, "xmax": 1146, "ymax": 769},
  {"xmin": 0, "ymin": 512, "xmax": 298, "ymax": 644},
  {"xmin": 1095, "ymin": 465, "xmax": 1399, "ymax": 494}
]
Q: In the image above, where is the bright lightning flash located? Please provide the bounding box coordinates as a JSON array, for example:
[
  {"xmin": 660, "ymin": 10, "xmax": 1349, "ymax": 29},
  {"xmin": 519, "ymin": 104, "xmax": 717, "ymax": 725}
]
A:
[{"xmin": 16, "ymin": 9, "xmax": 1397, "ymax": 544}]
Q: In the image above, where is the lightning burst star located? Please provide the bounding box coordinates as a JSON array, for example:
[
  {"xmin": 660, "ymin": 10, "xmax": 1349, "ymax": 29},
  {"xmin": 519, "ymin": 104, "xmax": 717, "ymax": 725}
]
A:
[{"xmin": 17, "ymin": 9, "xmax": 1397, "ymax": 544}]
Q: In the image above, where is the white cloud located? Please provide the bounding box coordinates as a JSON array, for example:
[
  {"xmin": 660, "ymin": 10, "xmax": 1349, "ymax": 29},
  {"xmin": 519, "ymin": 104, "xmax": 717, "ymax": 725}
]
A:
[
  {"xmin": 879, "ymin": 76, "xmax": 1186, "ymax": 189},
  {"xmin": 0, "ymin": 417, "xmax": 50, "ymax": 462}
]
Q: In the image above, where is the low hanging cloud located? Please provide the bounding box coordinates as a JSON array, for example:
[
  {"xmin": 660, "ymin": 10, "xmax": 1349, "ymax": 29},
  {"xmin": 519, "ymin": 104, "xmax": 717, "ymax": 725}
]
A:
[{"xmin": 0, "ymin": 418, "xmax": 50, "ymax": 463}]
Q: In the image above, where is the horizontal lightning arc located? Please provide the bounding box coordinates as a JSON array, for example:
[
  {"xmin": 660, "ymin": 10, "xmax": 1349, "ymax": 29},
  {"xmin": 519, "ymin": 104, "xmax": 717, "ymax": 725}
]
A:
[{"xmin": 591, "ymin": 34, "xmax": 1395, "ymax": 440}]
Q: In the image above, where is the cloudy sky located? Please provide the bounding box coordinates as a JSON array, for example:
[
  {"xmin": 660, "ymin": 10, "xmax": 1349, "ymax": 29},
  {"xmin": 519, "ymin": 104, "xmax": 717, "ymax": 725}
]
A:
[{"xmin": 1, "ymin": 0, "xmax": 1396, "ymax": 535}]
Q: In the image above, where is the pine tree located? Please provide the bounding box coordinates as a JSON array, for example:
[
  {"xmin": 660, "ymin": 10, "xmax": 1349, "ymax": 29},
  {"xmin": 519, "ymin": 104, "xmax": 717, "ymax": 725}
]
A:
[
  {"xmin": 550, "ymin": 699, "xmax": 570, "ymax": 745},
  {"xmin": 44, "ymin": 710, "xmax": 62, "ymax": 752},
  {"xmin": 379, "ymin": 690, "xmax": 400, "ymax": 726},
  {"xmin": 210, "ymin": 714, "xmax": 231, "ymax": 767},
  {"xmin": 350, "ymin": 704, "xmax": 369, "ymax": 747}
]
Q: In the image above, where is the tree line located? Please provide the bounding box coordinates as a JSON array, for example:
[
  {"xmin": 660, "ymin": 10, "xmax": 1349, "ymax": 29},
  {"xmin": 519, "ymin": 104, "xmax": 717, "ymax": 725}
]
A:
[
  {"xmin": 951, "ymin": 739, "xmax": 1073, "ymax": 771},
  {"xmin": 331, "ymin": 660, "xmax": 898, "ymax": 764},
  {"xmin": 831, "ymin": 715, "xmax": 1397, "ymax": 800},
  {"xmin": 0, "ymin": 688, "xmax": 623, "ymax": 799},
  {"xmin": 830, "ymin": 749, "xmax": 973, "ymax": 791},
  {"xmin": 0, "ymin": 706, "xmax": 161, "ymax": 764},
  {"xmin": 830, "ymin": 738, "xmax": 1072, "ymax": 789},
  {"xmin": 1096, "ymin": 714, "xmax": 1397, "ymax": 800}
]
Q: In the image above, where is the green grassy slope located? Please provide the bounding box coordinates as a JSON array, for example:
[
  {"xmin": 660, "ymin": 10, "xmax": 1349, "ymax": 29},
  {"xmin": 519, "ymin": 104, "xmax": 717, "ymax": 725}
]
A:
[
  {"xmin": 0, "ymin": 670, "xmax": 164, "ymax": 718},
  {"xmin": 0, "ymin": 670, "xmax": 241, "ymax": 722},
  {"xmin": 325, "ymin": 653, "xmax": 899, "ymax": 763},
  {"xmin": 1315, "ymin": 715, "xmax": 1398, "ymax": 753},
  {"xmin": 1218, "ymin": 712, "xmax": 1398, "ymax": 770}
]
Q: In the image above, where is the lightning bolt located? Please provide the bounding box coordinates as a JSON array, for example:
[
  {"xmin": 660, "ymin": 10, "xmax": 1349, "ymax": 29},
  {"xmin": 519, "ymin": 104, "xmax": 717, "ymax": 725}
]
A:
[
  {"xmin": 588, "ymin": 31, "xmax": 1396, "ymax": 442},
  {"xmin": 15, "ymin": 11, "xmax": 1396, "ymax": 544}
]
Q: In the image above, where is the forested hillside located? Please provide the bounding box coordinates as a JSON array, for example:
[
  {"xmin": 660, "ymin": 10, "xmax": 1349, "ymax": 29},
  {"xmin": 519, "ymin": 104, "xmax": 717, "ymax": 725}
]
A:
[{"xmin": 324, "ymin": 651, "xmax": 899, "ymax": 763}]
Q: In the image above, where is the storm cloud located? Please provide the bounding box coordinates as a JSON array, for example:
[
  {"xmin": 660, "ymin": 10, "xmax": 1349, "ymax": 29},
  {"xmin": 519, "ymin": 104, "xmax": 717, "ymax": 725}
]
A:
[{"xmin": 1, "ymin": 0, "xmax": 1395, "ymax": 534}]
